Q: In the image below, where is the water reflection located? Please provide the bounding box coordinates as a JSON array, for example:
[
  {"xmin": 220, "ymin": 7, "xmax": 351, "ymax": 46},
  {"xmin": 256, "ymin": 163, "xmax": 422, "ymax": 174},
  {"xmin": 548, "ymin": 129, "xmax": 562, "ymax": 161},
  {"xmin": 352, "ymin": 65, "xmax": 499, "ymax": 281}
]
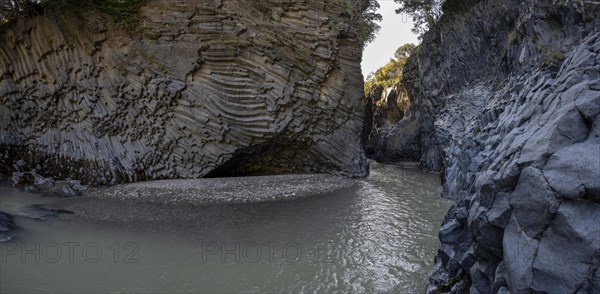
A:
[{"xmin": 0, "ymin": 162, "xmax": 451, "ymax": 293}]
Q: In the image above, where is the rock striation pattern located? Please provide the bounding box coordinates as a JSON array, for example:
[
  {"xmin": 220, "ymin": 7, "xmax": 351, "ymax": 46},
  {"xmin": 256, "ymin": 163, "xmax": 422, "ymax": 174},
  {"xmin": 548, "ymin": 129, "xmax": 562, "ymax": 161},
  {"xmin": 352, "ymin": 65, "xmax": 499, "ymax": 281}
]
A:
[
  {"xmin": 0, "ymin": 0, "xmax": 369, "ymax": 184},
  {"xmin": 376, "ymin": 0, "xmax": 600, "ymax": 292}
]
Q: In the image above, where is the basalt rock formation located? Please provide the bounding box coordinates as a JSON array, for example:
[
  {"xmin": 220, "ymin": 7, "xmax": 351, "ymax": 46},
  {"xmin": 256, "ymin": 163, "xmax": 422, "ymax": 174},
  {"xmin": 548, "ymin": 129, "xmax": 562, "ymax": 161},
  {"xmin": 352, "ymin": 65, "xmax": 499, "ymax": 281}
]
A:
[
  {"xmin": 0, "ymin": 0, "xmax": 369, "ymax": 184},
  {"xmin": 363, "ymin": 81, "xmax": 418, "ymax": 162},
  {"xmin": 376, "ymin": 0, "xmax": 600, "ymax": 292}
]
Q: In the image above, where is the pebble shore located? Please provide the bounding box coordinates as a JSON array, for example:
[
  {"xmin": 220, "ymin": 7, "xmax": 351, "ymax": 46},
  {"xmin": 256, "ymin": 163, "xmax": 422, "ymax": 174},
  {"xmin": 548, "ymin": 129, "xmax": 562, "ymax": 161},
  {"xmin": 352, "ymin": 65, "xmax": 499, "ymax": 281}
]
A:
[{"xmin": 47, "ymin": 174, "xmax": 358, "ymax": 230}]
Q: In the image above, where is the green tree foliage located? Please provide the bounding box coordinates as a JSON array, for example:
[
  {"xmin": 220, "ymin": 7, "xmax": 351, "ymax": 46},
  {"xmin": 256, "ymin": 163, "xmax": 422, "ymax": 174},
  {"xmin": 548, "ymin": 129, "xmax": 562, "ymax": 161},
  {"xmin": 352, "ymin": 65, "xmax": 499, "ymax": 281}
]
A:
[
  {"xmin": 394, "ymin": 0, "xmax": 444, "ymax": 37},
  {"xmin": 1, "ymin": 0, "xmax": 42, "ymax": 25},
  {"xmin": 95, "ymin": 0, "xmax": 145, "ymax": 32},
  {"xmin": 394, "ymin": 43, "xmax": 415, "ymax": 60},
  {"xmin": 364, "ymin": 43, "xmax": 416, "ymax": 93},
  {"xmin": 358, "ymin": 0, "xmax": 382, "ymax": 48},
  {"xmin": 1, "ymin": 0, "xmax": 144, "ymax": 32}
]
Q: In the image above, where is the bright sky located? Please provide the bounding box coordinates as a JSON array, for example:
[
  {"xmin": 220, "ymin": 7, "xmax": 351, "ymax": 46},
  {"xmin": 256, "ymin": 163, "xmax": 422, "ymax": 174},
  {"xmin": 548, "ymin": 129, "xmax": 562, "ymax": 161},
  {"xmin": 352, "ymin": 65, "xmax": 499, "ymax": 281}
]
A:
[{"xmin": 361, "ymin": 0, "xmax": 420, "ymax": 78}]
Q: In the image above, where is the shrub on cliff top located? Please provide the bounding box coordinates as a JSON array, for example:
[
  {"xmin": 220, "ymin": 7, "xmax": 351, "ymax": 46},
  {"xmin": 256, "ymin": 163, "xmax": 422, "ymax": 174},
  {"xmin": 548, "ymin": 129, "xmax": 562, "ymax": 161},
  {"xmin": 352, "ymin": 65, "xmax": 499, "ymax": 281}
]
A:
[
  {"xmin": 1, "ymin": 0, "xmax": 41, "ymax": 26},
  {"xmin": 1, "ymin": 0, "xmax": 144, "ymax": 33},
  {"xmin": 364, "ymin": 43, "xmax": 416, "ymax": 93}
]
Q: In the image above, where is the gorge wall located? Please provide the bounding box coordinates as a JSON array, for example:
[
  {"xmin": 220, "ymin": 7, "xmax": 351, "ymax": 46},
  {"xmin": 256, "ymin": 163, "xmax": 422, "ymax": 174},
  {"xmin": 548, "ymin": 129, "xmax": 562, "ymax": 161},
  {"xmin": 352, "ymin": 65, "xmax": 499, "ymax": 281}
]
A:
[
  {"xmin": 0, "ymin": 0, "xmax": 369, "ymax": 184},
  {"xmin": 376, "ymin": 0, "xmax": 600, "ymax": 292},
  {"xmin": 363, "ymin": 81, "xmax": 418, "ymax": 162}
]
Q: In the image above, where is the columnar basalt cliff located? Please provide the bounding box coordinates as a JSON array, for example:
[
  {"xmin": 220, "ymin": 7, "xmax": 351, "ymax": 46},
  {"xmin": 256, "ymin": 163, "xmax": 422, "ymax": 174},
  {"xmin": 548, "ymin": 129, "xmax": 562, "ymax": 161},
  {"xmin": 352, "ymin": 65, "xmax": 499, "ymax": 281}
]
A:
[
  {"xmin": 0, "ymin": 0, "xmax": 369, "ymax": 184},
  {"xmin": 374, "ymin": 0, "xmax": 599, "ymax": 292}
]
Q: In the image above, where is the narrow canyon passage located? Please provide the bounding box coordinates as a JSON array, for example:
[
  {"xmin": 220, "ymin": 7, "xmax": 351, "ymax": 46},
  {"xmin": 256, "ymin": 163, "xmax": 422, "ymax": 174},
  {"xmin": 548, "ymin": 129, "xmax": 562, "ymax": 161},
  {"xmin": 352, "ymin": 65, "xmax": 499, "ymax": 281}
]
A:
[
  {"xmin": 3, "ymin": 0, "xmax": 597, "ymax": 292},
  {"xmin": 0, "ymin": 162, "xmax": 450, "ymax": 293}
]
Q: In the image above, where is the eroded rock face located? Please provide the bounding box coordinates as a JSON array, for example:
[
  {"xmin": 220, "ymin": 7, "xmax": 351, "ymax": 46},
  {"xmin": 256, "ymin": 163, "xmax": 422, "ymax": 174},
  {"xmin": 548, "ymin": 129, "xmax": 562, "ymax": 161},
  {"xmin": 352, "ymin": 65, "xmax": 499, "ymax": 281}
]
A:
[
  {"xmin": 377, "ymin": 0, "xmax": 600, "ymax": 292},
  {"xmin": 363, "ymin": 82, "xmax": 419, "ymax": 162},
  {"xmin": 0, "ymin": 0, "xmax": 369, "ymax": 184}
]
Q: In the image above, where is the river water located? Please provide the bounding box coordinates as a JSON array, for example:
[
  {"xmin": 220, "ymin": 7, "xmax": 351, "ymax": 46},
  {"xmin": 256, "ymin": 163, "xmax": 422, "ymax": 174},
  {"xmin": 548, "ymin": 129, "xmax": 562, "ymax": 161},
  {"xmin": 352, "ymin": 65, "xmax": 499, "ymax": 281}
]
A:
[{"xmin": 0, "ymin": 162, "xmax": 451, "ymax": 293}]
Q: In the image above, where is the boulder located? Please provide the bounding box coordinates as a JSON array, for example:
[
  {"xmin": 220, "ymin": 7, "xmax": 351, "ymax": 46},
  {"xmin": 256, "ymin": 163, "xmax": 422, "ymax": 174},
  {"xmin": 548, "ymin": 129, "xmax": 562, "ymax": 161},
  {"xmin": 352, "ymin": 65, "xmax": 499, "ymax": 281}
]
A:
[
  {"xmin": 502, "ymin": 216, "xmax": 538, "ymax": 292},
  {"xmin": 531, "ymin": 201, "xmax": 600, "ymax": 293},
  {"xmin": 509, "ymin": 167, "xmax": 560, "ymax": 238},
  {"xmin": 543, "ymin": 137, "xmax": 600, "ymax": 201},
  {"xmin": 0, "ymin": 211, "xmax": 16, "ymax": 232}
]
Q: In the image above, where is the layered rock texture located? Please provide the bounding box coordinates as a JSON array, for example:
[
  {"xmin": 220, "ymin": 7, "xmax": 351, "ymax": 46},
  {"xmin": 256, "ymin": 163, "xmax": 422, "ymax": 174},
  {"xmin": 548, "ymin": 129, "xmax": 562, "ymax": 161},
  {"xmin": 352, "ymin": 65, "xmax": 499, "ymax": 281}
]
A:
[
  {"xmin": 374, "ymin": 0, "xmax": 600, "ymax": 292},
  {"xmin": 0, "ymin": 0, "xmax": 369, "ymax": 184}
]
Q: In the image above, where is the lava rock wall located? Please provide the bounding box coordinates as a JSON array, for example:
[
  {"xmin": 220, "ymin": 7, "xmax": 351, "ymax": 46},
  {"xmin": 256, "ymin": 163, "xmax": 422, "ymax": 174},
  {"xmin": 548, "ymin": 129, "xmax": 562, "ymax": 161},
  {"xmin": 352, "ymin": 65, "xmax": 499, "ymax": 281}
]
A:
[
  {"xmin": 0, "ymin": 0, "xmax": 370, "ymax": 184},
  {"xmin": 380, "ymin": 0, "xmax": 600, "ymax": 292},
  {"xmin": 363, "ymin": 82, "xmax": 419, "ymax": 162}
]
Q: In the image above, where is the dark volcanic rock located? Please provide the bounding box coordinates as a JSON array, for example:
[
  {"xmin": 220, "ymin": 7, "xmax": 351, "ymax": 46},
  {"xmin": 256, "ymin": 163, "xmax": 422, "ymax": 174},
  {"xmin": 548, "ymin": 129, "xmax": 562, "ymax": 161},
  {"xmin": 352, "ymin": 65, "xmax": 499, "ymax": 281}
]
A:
[
  {"xmin": 509, "ymin": 167, "xmax": 559, "ymax": 239},
  {"xmin": 0, "ymin": 210, "xmax": 16, "ymax": 232},
  {"xmin": 502, "ymin": 216, "xmax": 538, "ymax": 292},
  {"xmin": 14, "ymin": 204, "xmax": 74, "ymax": 221},
  {"xmin": 364, "ymin": 82, "xmax": 419, "ymax": 162},
  {"xmin": 9, "ymin": 170, "xmax": 85, "ymax": 197},
  {"xmin": 543, "ymin": 137, "xmax": 600, "ymax": 201},
  {"xmin": 372, "ymin": 0, "xmax": 600, "ymax": 292},
  {"xmin": 530, "ymin": 201, "xmax": 600, "ymax": 293},
  {"xmin": 0, "ymin": 210, "xmax": 16, "ymax": 242},
  {"xmin": 439, "ymin": 218, "xmax": 466, "ymax": 244},
  {"xmin": 0, "ymin": 0, "xmax": 370, "ymax": 184}
]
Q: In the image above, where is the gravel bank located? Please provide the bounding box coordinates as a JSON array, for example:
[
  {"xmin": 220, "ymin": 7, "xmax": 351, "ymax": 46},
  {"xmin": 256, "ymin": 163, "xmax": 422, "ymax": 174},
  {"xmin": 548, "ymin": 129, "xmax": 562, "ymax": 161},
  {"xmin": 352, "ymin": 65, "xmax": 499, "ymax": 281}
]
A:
[
  {"xmin": 46, "ymin": 174, "xmax": 358, "ymax": 230},
  {"xmin": 85, "ymin": 174, "xmax": 357, "ymax": 205}
]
